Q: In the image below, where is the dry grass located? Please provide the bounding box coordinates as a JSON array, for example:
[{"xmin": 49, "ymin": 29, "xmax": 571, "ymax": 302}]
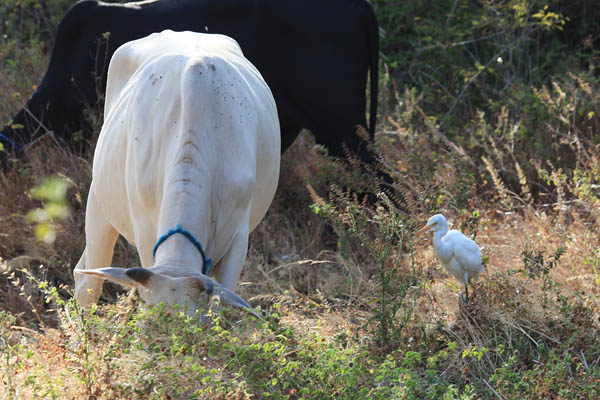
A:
[
  {"xmin": 1, "ymin": 129, "xmax": 599, "ymax": 397},
  {"xmin": 1, "ymin": 45, "xmax": 600, "ymax": 400}
]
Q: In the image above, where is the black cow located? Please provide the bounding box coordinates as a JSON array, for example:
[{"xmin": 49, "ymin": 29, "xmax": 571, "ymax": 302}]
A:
[{"xmin": 1, "ymin": 0, "xmax": 378, "ymax": 164}]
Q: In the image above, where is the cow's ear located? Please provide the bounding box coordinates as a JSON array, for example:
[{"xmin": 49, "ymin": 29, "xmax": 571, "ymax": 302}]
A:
[
  {"xmin": 188, "ymin": 275, "xmax": 214, "ymax": 295},
  {"xmin": 75, "ymin": 267, "xmax": 151, "ymax": 288},
  {"xmin": 124, "ymin": 267, "xmax": 154, "ymax": 285}
]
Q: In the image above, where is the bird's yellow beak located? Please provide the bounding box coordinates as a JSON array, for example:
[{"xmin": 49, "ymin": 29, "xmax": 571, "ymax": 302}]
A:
[{"xmin": 416, "ymin": 224, "xmax": 433, "ymax": 237}]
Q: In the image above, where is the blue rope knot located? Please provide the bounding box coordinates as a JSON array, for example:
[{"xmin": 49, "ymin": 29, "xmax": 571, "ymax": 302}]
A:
[
  {"xmin": 153, "ymin": 224, "xmax": 213, "ymax": 275},
  {"xmin": 0, "ymin": 133, "xmax": 21, "ymax": 151}
]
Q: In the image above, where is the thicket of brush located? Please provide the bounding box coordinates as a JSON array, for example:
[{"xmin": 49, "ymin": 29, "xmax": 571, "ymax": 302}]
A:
[{"xmin": 1, "ymin": 0, "xmax": 600, "ymax": 399}]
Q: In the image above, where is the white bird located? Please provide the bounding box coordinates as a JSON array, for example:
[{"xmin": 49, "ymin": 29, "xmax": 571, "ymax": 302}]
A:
[{"xmin": 416, "ymin": 214, "xmax": 484, "ymax": 302}]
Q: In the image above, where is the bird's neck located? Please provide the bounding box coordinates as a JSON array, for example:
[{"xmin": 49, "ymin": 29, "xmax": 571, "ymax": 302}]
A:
[
  {"xmin": 432, "ymin": 228, "xmax": 451, "ymax": 259},
  {"xmin": 433, "ymin": 226, "xmax": 448, "ymax": 241}
]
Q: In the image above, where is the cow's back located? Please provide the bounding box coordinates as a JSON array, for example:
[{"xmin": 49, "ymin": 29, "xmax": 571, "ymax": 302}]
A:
[{"xmin": 91, "ymin": 31, "xmax": 280, "ymax": 252}]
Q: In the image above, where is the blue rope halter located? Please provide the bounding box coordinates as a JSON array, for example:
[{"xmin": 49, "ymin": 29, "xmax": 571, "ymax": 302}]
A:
[
  {"xmin": 152, "ymin": 224, "xmax": 213, "ymax": 275},
  {"xmin": 0, "ymin": 133, "xmax": 21, "ymax": 151}
]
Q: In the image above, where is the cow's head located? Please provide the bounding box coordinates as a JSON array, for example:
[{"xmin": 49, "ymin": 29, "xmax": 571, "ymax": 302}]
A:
[{"xmin": 75, "ymin": 267, "xmax": 259, "ymax": 318}]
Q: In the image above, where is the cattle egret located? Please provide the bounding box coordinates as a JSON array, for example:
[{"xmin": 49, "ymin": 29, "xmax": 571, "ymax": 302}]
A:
[{"xmin": 416, "ymin": 214, "xmax": 484, "ymax": 302}]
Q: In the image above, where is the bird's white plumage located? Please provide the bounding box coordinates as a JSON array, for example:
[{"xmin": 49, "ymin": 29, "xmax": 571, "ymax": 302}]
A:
[{"xmin": 417, "ymin": 214, "xmax": 484, "ymax": 301}]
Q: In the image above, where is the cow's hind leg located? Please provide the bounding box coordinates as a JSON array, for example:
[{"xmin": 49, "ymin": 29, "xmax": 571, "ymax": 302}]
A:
[{"xmin": 74, "ymin": 191, "xmax": 119, "ymax": 308}]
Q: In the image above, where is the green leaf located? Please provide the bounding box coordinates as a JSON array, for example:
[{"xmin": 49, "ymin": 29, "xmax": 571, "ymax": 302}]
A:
[{"xmin": 30, "ymin": 177, "xmax": 72, "ymax": 202}]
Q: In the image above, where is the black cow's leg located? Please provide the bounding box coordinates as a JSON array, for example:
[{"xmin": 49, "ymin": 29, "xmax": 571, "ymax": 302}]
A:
[
  {"xmin": 309, "ymin": 120, "xmax": 397, "ymax": 207},
  {"xmin": 311, "ymin": 121, "xmax": 378, "ymax": 172},
  {"xmin": 278, "ymin": 105, "xmax": 305, "ymax": 154},
  {"xmin": 279, "ymin": 124, "xmax": 303, "ymax": 154}
]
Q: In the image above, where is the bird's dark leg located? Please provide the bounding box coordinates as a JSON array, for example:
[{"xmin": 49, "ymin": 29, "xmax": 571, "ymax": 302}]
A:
[{"xmin": 460, "ymin": 272, "xmax": 470, "ymax": 303}]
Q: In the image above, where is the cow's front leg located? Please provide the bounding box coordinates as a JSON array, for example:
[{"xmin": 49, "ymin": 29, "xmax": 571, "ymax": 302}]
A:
[
  {"xmin": 214, "ymin": 226, "xmax": 250, "ymax": 292},
  {"xmin": 74, "ymin": 191, "xmax": 119, "ymax": 308},
  {"xmin": 205, "ymin": 226, "xmax": 250, "ymax": 320}
]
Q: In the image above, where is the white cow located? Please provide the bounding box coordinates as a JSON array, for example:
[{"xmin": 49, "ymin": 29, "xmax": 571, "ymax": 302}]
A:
[{"xmin": 74, "ymin": 30, "xmax": 280, "ymax": 315}]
